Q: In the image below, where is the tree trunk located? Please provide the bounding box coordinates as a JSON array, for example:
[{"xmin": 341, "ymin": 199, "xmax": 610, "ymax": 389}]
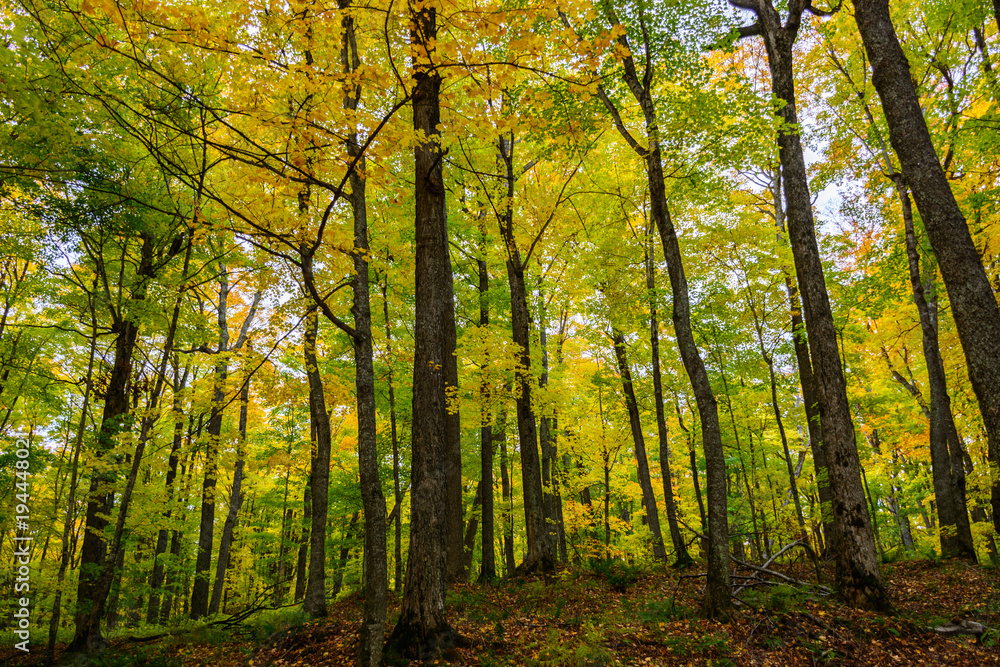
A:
[
  {"xmin": 478, "ymin": 246, "xmax": 497, "ymax": 583},
  {"xmin": 294, "ymin": 481, "xmax": 311, "ymax": 602},
  {"xmin": 611, "ymin": 330, "xmax": 667, "ymax": 560},
  {"xmin": 736, "ymin": 0, "xmax": 889, "ymax": 610},
  {"xmin": 894, "ymin": 181, "xmax": 976, "ymax": 560},
  {"xmin": 303, "ymin": 307, "xmax": 332, "ymax": 617},
  {"xmin": 853, "ymin": 0, "xmax": 1000, "ymax": 533},
  {"xmin": 385, "ymin": 3, "xmax": 457, "ymax": 658},
  {"xmin": 646, "ymin": 243, "xmax": 691, "ymax": 567},
  {"xmin": 70, "ymin": 235, "xmax": 154, "ymax": 651},
  {"xmin": 537, "ymin": 284, "xmax": 565, "ymax": 563},
  {"xmin": 49, "ymin": 319, "xmax": 96, "ymax": 664},
  {"xmin": 382, "ymin": 277, "xmax": 403, "ymax": 594},
  {"xmin": 496, "ymin": 134, "xmax": 550, "ymax": 574},
  {"xmin": 498, "ymin": 411, "xmax": 516, "ymax": 576},
  {"xmin": 190, "ymin": 268, "xmax": 232, "ymax": 620},
  {"xmin": 339, "ymin": 7, "xmax": 389, "ymax": 659},
  {"xmin": 209, "ymin": 366, "xmax": 252, "ymax": 614},
  {"xmin": 147, "ymin": 360, "xmax": 189, "ymax": 624}
]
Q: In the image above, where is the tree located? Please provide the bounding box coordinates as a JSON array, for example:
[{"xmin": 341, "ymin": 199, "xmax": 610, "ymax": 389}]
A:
[
  {"xmin": 729, "ymin": 0, "xmax": 891, "ymax": 611},
  {"xmin": 385, "ymin": 0, "xmax": 457, "ymax": 659},
  {"xmin": 852, "ymin": 0, "xmax": 1000, "ymax": 535}
]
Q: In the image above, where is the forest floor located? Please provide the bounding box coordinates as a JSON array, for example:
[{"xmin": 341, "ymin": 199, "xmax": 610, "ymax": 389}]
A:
[{"xmin": 9, "ymin": 556, "xmax": 1000, "ymax": 666}]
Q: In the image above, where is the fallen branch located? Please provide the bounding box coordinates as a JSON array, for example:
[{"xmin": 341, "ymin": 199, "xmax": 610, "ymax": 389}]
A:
[
  {"xmin": 730, "ymin": 556, "xmax": 832, "ymax": 597},
  {"xmin": 933, "ymin": 619, "xmax": 987, "ymax": 639}
]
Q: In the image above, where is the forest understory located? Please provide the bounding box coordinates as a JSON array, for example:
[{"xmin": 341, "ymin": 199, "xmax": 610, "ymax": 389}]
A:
[{"xmin": 6, "ymin": 557, "xmax": 999, "ymax": 667}]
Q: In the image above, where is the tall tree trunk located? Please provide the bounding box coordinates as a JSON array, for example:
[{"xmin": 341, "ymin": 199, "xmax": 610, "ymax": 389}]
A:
[
  {"xmin": 147, "ymin": 359, "xmax": 189, "ymax": 624},
  {"xmin": 733, "ymin": 0, "xmax": 890, "ymax": 611},
  {"xmin": 771, "ymin": 168, "xmax": 835, "ymax": 555},
  {"xmin": 593, "ymin": 3, "xmax": 729, "ymax": 615},
  {"xmin": 209, "ymin": 365, "xmax": 252, "ymax": 614},
  {"xmin": 478, "ymin": 243, "xmax": 497, "ymax": 583},
  {"xmin": 853, "ymin": 0, "xmax": 1000, "ymax": 533},
  {"xmin": 496, "ymin": 134, "xmax": 550, "ymax": 573},
  {"xmin": 49, "ymin": 318, "xmax": 96, "ymax": 665},
  {"xmin": 463, "ymin": 482, "xmax": 484, "ymax": 574},
  {"xmin": 538, "ymin": 284, "xmax": 562, "ymax": 562},
  {"xmin": 190, "ymin": 268, "xmax": 231, "ymax": 619},
  {"xmin": 386, "ymin": 2, "xmax": 457, "ymax": 657},
  {"xmin": 339, "ymin": 6, "xmax": 389, "ymax": 659},
  {"xmin": 611, "ymin": 330, "xmax": 667, "ymax": 560},
  {"xmin": 382, "ymin": 276, "xmax": 403, "ymax": 594},
  {"xmin": 894, "ymin": 182, "xmax": 976, "ymax": 560},
  {"xmin": 333, "ymin": 511, "xmax": 361, "ymax": 597},
  {"xmin": 498, "ymin": 411, "xmax": 516, "ymax": 576},
  {"xmin": 303, "ymin": 307, "xmax": 332, "ymax": 617},
  {"xmin": 294, "ymin": 481, "xmax": 311, "ymax": 602},
  {"xmin": 646, "ymin": 242, "xmax": 691, "ymax": 568},
  {"xmin": 70, "ymin": 235, "xmax": 154, "ymax": 651}
]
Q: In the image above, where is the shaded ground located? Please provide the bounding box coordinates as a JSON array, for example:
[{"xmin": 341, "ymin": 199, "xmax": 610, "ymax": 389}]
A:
[{"xmin": 8, "ymin": 558, "xmax": 1000, "ymax": 666}]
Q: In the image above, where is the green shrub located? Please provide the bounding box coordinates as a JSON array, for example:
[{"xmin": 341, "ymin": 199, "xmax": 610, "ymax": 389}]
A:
[{"xmin": 590, "ymin": 559, "xmax": 642, "ymax": 593}]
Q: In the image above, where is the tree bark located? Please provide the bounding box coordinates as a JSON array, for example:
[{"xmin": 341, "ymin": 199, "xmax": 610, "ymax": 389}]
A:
[
  {"xmin": 611, "ymin": 330, "xmax": 667, "ymax": 560},
  {"xmin": 190, "ymin": 267, "xmax": 232, "ymax": 619},
  {"xmin": 894, "ymin": 182, "xmax": 976, "ymax": 560},
  {"xmin": 498, "ymin": 410, "xmax": 516, "ymax": 576},
  {"xmin": 49, "ymin": 317, "xmax": 96, "ymax": 664},
  {"xmin": 646, "ymin": 243, "xmax": 691, "ymax": 568},
  {"xmin": 209, "ymin": 363, "xmax": 251, "ymax": 614},
  {"xmin": 339, "ymin": 5, "xmax": 389, "ymax": 658},
  {"xmin": 147, "ymin": 359, "xmax": 189, "ymax": 624},
  {"xmin": 770, "ymin": 169, "xmax": 835, "ymax": 554},
  {"xmin": 382, "ymin": 276, "xmax": 403, "ymax": 593},
  {"xmin": 70, "ymin": 234, "xmax": 154, "ymax": 651},
  {"xmin": 595, "ymin": 2, "xmax": 729, "ymax": 616},
  {"xmin": 733, "ymin": 0, "xmax": 890, "ymax": 611},
  {"xmin": 478, "ymin": 245, "xmax": 497, "ymax": 582},
  {"xmin": 538, "ymin": 284, "xmax": 562, "ymax": 562},
  {"xmin": 303, "ymin": 307, "xmax": 332, "ymax": 617},
  {"xmin": 385, "ymin": 2, "xmax": 457, "ymax": 658},
  {"xmin": 853, "ymin": 0, "xmax": 1000, "ymax": 533},
  {"xmin": 496, "ymin": 133, "xmax": 551, "ymax": 574}
]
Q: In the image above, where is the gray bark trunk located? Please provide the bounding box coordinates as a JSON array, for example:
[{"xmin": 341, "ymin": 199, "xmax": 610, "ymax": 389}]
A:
[
  {"xmin": 303, "ymin": 307, "xmax": 331, "ymax": 617},
  {"xmin": 734, "ymin": 0, "xmax": 890, "ymax": 610},
  {"xmin": 611, "ymin": 330, "xmax": 667, "ymax": 560},
  {"xmin": 385, "ymin": 4, "xmax": 456, "ymax": 658},
  {"xmin": 853, "ymin": 0, "xmax": 1000, "ymax": 533}
]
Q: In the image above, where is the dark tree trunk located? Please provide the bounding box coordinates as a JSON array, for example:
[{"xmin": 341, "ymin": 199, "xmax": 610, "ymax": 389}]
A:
[
  {"xmin": 382, "ymin": 277, "xmax": 403, "ymax": 593},
  {"xmin": 49, "ymin": 322, "xmax": 96, "ymax": 664},
  {"xmin": 478, "ymin": 246, "xmax": 497, "ymax": 583},
  {"xmin": 190, "ymin": 269, "xmax": 232, "ymax": 620},
  {"xmin": 209, "ymin": 367, "xmax": 251, "ymax": 614},
  {"xmin": 596, "ymin": 2, "xmax": 729, "ymax": 615},
  {"xmin": 893, "ymin": 182, "xmax": 976, "ymax": 560},
  {"xmin": 147, "ymin": 360, "xmax": 189, "ymax": 624},
  {"xmin": 498, "ymin": 411, "xmax": 516, "ymax": 576},
  {"xmin": 339, "ymin": 6, "xmax": 389, "ymax": 657},
  {"xmin": 853, "ymin": 0, "xmax": 1000, "ymax": 533},
  {"xmin": 294, "ymin": 481, "xmax": 310, "ymax": 602},
  {"xmin": 611, "ymin": 330, "xmax": 667, "ymax": 560},
  {"xmin": 385, "ymin": 3, "xmax": 457, "ymax": 658},
  {"xmin": 71, "ymin": 236, "xmax": 154, "ymax": 651},
  {"xmin": 733, "ymin": 0, "xmax": 890, "ymax": 611},
  {"xmin": 303, "ymin": 307, "xmax": 332, "ymax": 617},
  {"xmin": 333, "ymin": 512, "xmax": 361, "ymax": 597},
  {"xmin": 646, "ymin": 244, "xmax": 691, "ymax": 568},
  {"xmin": 463, "ymin": 481, "xmax": 484, "ymax": 575},
  {"xmin": 770, "ymin": 169, "xmax": 835, "ymax": 553},
  {"xmin": 496, "ymin": 134, "xmax": 550, "ymax": 573},
  {"xmin": 538, "ymin": 286, "xmax": 562, "ymax": 562}
]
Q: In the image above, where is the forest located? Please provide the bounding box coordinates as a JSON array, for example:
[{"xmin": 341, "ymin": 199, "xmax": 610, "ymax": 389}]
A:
[{"xmin": 1, "ymin": 0, "xmax": 1000, "ymax": 664}]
